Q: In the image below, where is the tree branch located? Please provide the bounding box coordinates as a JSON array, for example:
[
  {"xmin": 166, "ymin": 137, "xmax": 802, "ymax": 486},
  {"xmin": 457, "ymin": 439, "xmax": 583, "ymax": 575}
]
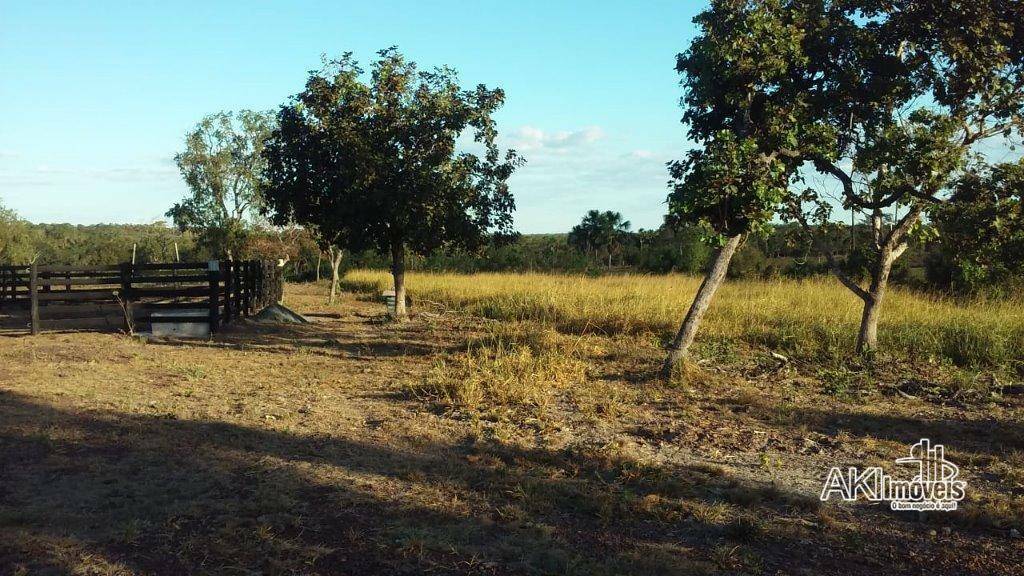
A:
[
  {"xmin": 962, "ymin": 118, "xmax": 1016, "ymax": 147},
  {"xmin": 810, "ymin": 155, "xmax": 902, "ymax": 210},
  {"xmin": 786, "ymin": 199, "xmax": 871, "ymax": 301},
  {"xmin": 883, "ymin": 203, "xmax": 924, "ymax": 251}
]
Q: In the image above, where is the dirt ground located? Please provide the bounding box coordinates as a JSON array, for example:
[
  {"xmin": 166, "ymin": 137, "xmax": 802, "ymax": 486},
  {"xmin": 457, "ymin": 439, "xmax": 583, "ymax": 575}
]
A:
[{"xmin": 1, "ymin": 283, "xmax": 1022, "ymax": 575}]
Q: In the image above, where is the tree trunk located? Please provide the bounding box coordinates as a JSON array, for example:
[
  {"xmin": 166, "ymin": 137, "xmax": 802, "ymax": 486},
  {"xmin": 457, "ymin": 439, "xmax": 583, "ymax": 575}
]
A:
[
  {"xmin": 391, "ymin": 243, "xmax": 407, "ymax": 319},
  {"xmin": 855, "ymin": 251, "xmax": 894, "ymax": 354},
  {"xmin": 328, "ymin": 246, "xmax": 343, "ymax": 304},
  {"xmin": 315, "ymin": 252, "xmax": 322, "ymax": 283},
  {"xmin": 856, "ymin": 295, "xmax": 881, "ymax": 353},
  {"xmin": 661, "ymin": 234, "xmax": 743, "ymax": 377}
]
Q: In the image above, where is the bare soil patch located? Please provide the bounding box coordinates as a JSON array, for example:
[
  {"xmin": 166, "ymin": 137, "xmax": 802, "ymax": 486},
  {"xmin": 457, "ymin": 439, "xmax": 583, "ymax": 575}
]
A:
[{"xmin": 1, "ymin": 283, "xmax": 1021, "ymax": 575}]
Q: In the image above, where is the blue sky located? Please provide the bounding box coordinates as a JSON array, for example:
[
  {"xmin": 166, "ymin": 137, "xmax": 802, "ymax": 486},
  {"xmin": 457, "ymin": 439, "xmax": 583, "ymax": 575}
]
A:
[{"xmin": 0, "ymin": 0, "xmax": 702, "ymax": 233}]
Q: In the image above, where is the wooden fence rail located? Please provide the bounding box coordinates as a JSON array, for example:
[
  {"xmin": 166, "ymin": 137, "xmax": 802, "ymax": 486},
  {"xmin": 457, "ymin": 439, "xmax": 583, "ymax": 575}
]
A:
[{"xmin": 0, "ymin": 261, "xmax": 283, "ymax": 335}]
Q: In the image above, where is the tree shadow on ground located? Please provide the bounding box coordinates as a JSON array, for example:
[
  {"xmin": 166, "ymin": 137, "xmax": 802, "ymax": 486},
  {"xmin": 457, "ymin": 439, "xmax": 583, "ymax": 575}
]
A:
[
  {"xmin": 742, "ymin": 397, "xmax": 1024, "ymax": 460},
  {"xmin": 1, "ymin": 391, "xmax": 1020, "ymax": 575}
]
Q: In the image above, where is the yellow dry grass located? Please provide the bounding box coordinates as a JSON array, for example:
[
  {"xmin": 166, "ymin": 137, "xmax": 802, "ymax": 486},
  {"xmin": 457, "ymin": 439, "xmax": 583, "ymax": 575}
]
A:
[
  {"xmin": 411, "ymin": 322, "xmax": 589, "ymax": 410},
  {"xmin": 344, "ymin": 270, "xmax": 1024, "ymax": 369}
]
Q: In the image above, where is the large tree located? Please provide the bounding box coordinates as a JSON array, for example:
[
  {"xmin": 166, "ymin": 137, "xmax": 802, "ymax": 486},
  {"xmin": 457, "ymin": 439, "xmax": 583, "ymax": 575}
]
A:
[
  {"xmin": 782, "ymin": 0, "xmax": 1024, "ymax": 353},
  {"xmin": 661, "ymin": 0, "xmax": 812, "ymax": 375},
  {"xmin": 168, "ymin": 110, "xmax": 274, "ymax": 259},
  {"xmin": 666, "ymin": 0, "xmax": 1022, "ymax": 366},
  {"xmin": 262, "ymin": 49, "xmax": 522, "ymax": 318}
]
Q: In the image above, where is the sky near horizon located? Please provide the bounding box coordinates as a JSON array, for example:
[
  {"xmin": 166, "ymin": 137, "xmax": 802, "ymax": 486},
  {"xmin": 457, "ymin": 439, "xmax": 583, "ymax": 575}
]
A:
[{"xmin": 0, "ymin": 0, "xmax": 703, "ymax": 233}]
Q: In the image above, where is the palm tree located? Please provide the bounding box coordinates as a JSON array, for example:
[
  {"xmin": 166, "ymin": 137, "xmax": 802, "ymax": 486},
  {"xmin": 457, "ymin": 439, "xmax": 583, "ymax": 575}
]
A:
[{"xmin": 568, "ymin": 210, "xmax": 632, "ymax": 267}]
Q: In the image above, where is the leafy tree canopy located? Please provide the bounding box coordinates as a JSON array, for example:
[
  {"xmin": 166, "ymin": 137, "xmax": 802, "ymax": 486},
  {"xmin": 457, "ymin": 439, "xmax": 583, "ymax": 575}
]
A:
[
  {"xmin": 168, "ymin": 110, "xmax": 275, "ymax": 257},
  {"xmin": 669, "ymin": 0, "xmax": 1023, "ymax": 354},
  {"xmin": 568, "ymin": 210, "xmax": 631, "ymax": 253},
  {"xmin": 931, "ymin": 159, "xmax": 1024, "ymax": 291},
  {"xmin": 667, "ymin": 0, "xmax": 829, "ymax": 240},
  {"xmin": 263, "ymin": 48, "xmax": 522, "ymax": 258},
  {"xmin": 0, "ymin": 201, "xmax": 37, "ymax": 264}
]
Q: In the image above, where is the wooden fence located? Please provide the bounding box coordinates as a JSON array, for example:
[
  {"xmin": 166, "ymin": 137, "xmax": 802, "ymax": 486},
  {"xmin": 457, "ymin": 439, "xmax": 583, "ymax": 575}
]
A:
[{"xmin": 0, "ymin": 260, "xmax": 283, "ymax": 335}]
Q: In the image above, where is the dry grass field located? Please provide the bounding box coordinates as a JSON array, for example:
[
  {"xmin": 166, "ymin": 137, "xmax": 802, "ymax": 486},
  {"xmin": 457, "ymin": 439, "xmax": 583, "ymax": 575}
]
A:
[
  {"xmin": 344, "ymin": 270, "xmax": 1024, "ymax": 371},
  {"xmin": 1, "ymin": 278, "xmax": 1023, "ymax": 575}
]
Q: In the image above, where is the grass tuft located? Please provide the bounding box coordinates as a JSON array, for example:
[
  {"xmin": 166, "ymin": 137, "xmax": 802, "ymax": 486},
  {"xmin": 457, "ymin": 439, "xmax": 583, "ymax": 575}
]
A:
[{"xmin": 410, "ymin": 323, "xmax": 587, "ymax": 410}]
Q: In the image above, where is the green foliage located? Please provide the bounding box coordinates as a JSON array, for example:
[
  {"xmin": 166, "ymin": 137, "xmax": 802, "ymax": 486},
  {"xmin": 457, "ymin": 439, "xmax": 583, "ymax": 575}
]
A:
[
  {"xmin": 339, "ymin": 222, "xmax": 713, "ymax": 277},
  {"xmin": 0, "ymin": 219, "xmax": 318, "ymax": 282},
  {"xmin": 727, "ymin": 243, "xmax": 770, "ymax": 280},
  {"xmin": 929, "ymin": 160, "xmax": 1024, "ymax": 294},
  {"xmin": 568, "ymin": 210, "xmax": 632, "ymax": 267},
  {"xmin": 0, "ymin": 212, "xmax": 1015, "ymax": 293},
  {"xmin": 168, "ymin": 110, "xmax": 275, "ymax": 257},
  {"xmin": 0, "ymin": 201, "xmax": 37, "ymax": 263},
  {"xmin": 668, "ymin": 0, "xmax": 815, "ymax": 240},
  {"xmin": 855, "ymin": 111, "xmax": 972, "ymax": 201},
  {"xmin": 667, "ymin": 132, "xmax": 791, "ymax": 239},
  {"xmin": 634, "ymin": 226, "xmax": 710, "ymax": 274},
  {"xmin": 787, "ymin": 0, "xmax": 1024, "ymax": 254},
  {"xmin": 262, "ymin": 48, "xmax": 522, "ymax": 263},
  {"xmin": 678, "ymin": 0, "xmax": 810, "ymax": 150},
  {"xmin": 675, "ymin": 0, "xmax": 1024, "ymax": 352},
  {"xmin": 23, "ymin": 223, "xmax": 196, "ymax": 265}
]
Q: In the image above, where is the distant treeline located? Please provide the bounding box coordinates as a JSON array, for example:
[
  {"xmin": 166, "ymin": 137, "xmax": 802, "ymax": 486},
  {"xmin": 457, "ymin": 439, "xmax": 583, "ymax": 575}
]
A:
[
  {"xmin": 0, "ymin": 215, "xmax": 320, "ymax": 275},
  {"xmin": 341, "ymin": 223, "xmax": 1015, "ymax": 296},
  {"xmin": 0, "ymin": 213, "xmax": 1016, "ymax": 297}
]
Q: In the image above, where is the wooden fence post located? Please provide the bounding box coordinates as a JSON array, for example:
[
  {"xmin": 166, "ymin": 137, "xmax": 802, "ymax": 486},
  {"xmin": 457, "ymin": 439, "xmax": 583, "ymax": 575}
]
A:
[
  {"xmin": 41, "ymin": 268, "xmax": 51, "ymax": 306},
  {"xmin": 120, "ymin": 262, "xmax": 134, "ymax": 331},
  {"xmin": 246, "ymin": 261, "xmax": 254, "ymax": 313},
  {"xmin": 240, "ymin": 261, "xmax": 247, "ymax": 315},
  {"xmin": 260, "ymin": 261, "xmax": 266, "ymax": 308},
  {"xmin": 251, "ymin": 261, "xmax": 258, "ymax": 311},
  {"xmin": 224, "ymin": 261, "xmax": 233, "ymax": 323},
  {"xmin": 0, "ymin": 267, "xmax": 6, "ymax": 309},
  {"xmin": 275, "ymin": 260, "xmax": 284, "ymax": 303},
  {"xmin": 208, "ymin": 261, "xmax": 220, "ymax": 332},
  {"xmin": 234, "ymin": 260, "xmax": 242, "ymax": 313},
  {"xmin": 29, "ymin": 264, "xmax": 39, "ymax": 335},
  {"xmin": 243, "ymin": 261, "xmax": 249, "ymax": 314},
  {"xmin": 255, "ymin": 261, "xmax": 263, "ymax": 310}
]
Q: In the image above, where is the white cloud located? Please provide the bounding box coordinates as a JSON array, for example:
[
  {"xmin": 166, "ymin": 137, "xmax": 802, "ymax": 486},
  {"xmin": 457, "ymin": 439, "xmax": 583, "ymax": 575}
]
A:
[
  {"xmin": 509, "ymin": 125, "xmax": 605, "ymax": 152},
  {"xmin": 505, "ymin": 128, "xmax": 677, "ymax": 232}
]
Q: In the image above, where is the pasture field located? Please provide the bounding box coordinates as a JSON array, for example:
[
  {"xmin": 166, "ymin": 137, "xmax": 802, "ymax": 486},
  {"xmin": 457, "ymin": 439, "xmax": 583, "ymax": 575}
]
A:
[
  {"xmin": 1, "ymin": 280, "xmax": 1022, "ymax": 575},
  {"xmin": 343, "ymin": 270, "xmax": 1024, "ymax": 371}
]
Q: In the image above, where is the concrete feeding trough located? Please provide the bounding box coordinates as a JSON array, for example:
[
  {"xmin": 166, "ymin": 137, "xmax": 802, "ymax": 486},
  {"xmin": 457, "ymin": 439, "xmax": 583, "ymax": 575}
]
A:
[
  {"xmin": 382, "ymin": 290, "xmax": 397, "ymax": 316},
  {"xmin": 150, "ymin": 309, "xmax": 210, "ymax": 338}
]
